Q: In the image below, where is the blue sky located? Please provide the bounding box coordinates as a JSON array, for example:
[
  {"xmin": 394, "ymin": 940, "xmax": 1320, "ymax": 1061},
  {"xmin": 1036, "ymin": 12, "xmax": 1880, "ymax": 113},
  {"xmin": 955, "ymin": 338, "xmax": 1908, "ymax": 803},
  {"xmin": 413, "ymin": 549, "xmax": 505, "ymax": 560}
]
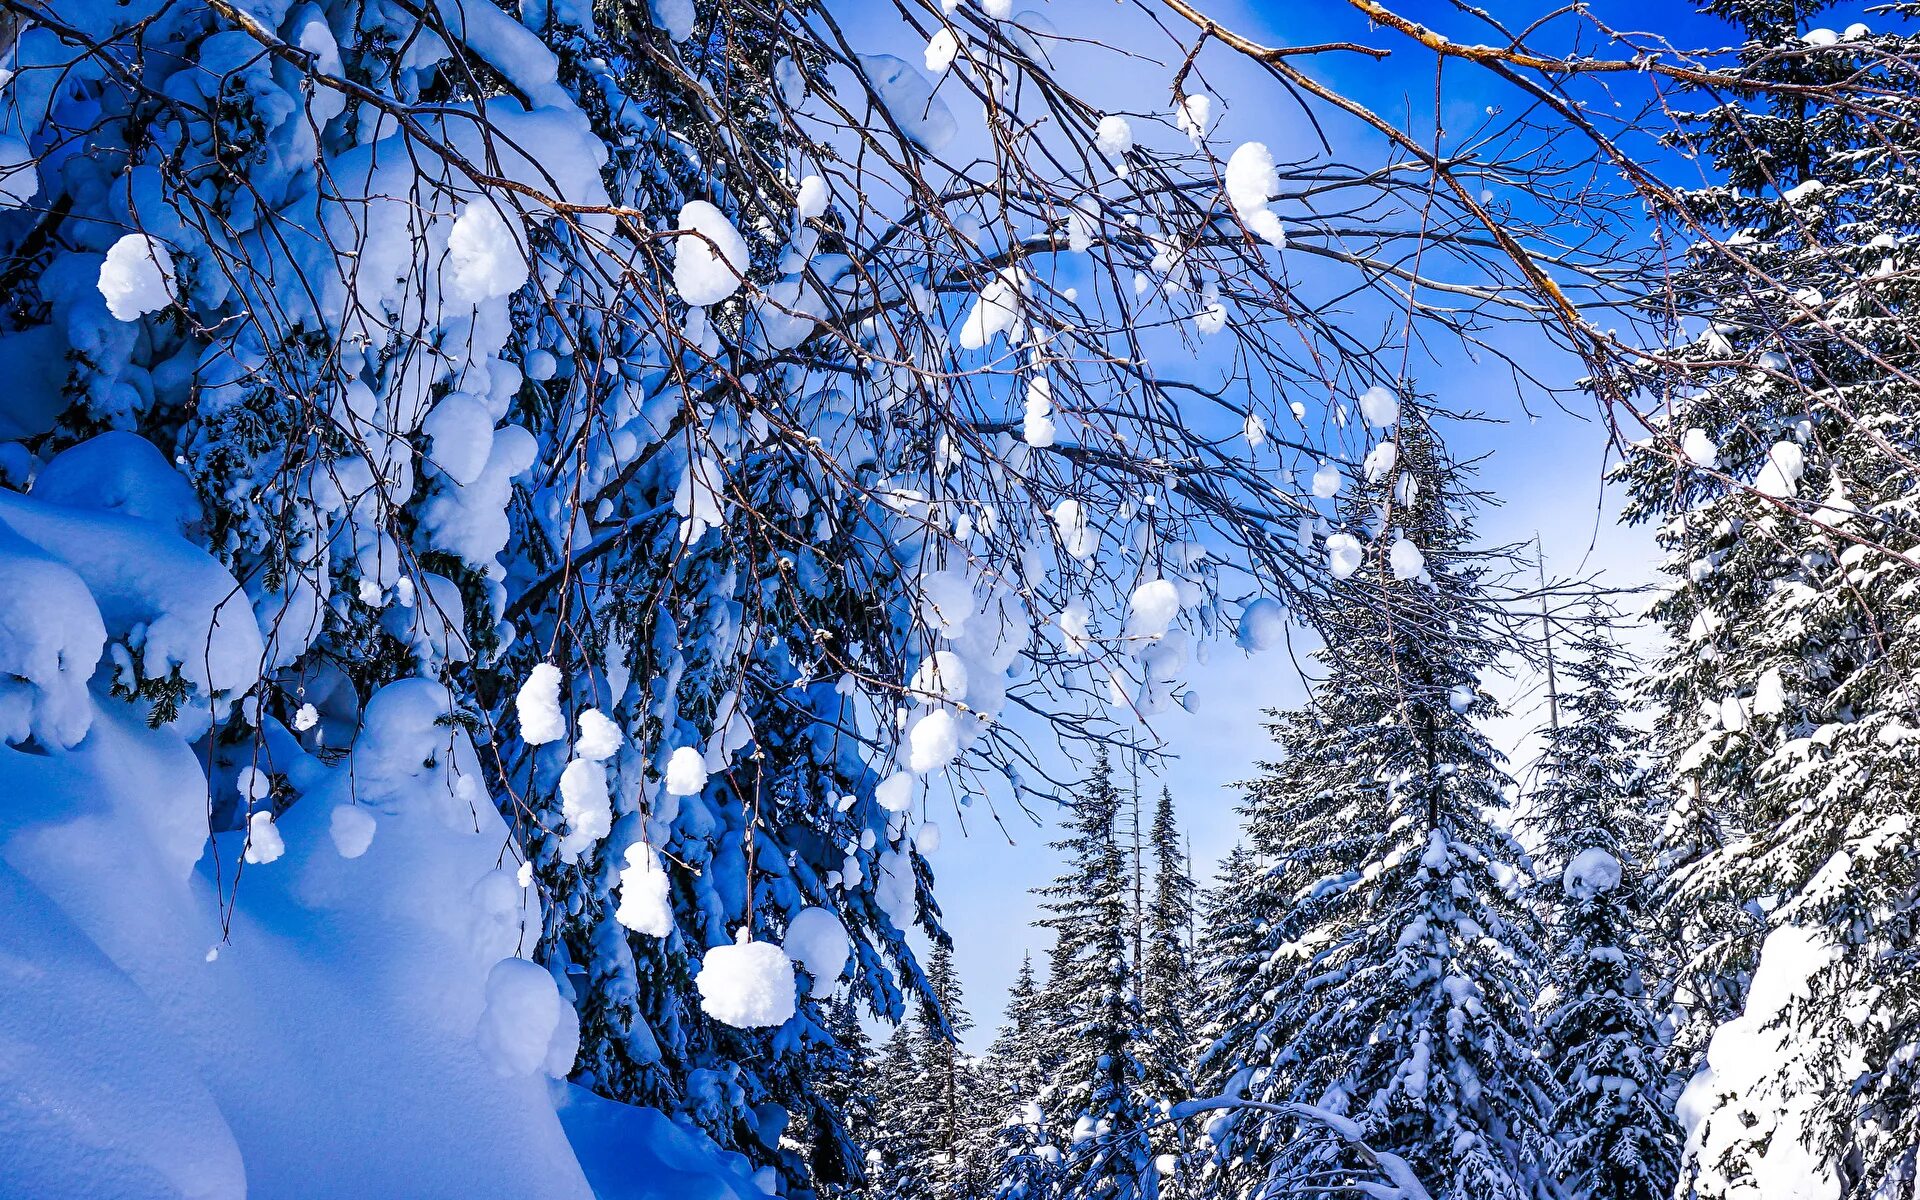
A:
[{"xmin": 866, "ymin": 0, "xmax": 1762, "ymax": 1047}]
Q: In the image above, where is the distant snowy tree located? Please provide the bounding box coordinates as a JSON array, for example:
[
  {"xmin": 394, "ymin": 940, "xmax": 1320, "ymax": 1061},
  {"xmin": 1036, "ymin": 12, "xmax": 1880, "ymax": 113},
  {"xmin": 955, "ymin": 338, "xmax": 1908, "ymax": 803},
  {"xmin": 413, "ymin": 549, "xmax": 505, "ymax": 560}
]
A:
[
  {"xmin": 1201, "ymin": 414, "xmax": 1555, "ymax": 1200},
  {"xmin": 1031, "ymin": 749, "xmax": 1155, "ymax": 1200},
  {"xmin": 1526, "ymin": 615, "xmax": 1681, "ymax": 1200}
]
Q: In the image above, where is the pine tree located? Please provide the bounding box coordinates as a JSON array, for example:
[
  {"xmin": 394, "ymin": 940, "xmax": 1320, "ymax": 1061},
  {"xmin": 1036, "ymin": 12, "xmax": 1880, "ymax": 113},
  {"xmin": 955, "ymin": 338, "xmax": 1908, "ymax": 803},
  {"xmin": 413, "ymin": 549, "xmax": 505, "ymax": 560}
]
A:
[
  {"xmin": 1527, "ymin": 614, "xmax": 1682, "ymax": 1200},
  {"xmin": 1616, "ymin": 3, "xmax": 1920, "ymax": 1191},
  {"xmin": 1140, "ymin": 787, "xmax": 1198, "ymax": 1109},
  {"xmin": 1032, "ymin": 749, "xmax": 1155, "ymax": 1200},
  {"xmin": 985, "ymin": 956, "xmax": 1068, "ymax": 1200},
  {"xmin": 1206, "ymin": 412, "xmax": 1556, "ymax": 1200}
]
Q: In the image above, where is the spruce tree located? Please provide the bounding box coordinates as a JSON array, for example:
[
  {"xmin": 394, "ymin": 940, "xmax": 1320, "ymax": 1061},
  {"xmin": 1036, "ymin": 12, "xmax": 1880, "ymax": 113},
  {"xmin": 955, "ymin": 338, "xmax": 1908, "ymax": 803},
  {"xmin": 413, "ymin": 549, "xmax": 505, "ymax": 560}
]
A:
[
  {"xmin": 1527, "ymin": 615, "xmax": 1682, "ymax": 1200},
  {"xmin": 1616, "ymin": 3, "xmax": 1920, "ymax": 1191},
  {"xmin": 1140, "ymin": 787, "xmax": 1198, "ymax": 1109},
  {"xmin": 985, "ymin": 956, "xmax": 1068, "ymax": 1200},
  {"xmin": 1033, "ymin": 749, "xmax": 1155, "ymax": 1200},
  {"xmin": 1205, "ymin": 412, "xmax": 1555, "ymax": 1200}
]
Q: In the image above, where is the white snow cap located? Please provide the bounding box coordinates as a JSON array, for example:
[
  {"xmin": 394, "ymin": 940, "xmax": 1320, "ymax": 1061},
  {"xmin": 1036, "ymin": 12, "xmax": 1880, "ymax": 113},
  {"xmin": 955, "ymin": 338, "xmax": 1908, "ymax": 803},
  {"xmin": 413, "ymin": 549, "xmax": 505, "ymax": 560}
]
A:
[
  {"xmin": 1563, "ymin": 847, "xmax": 1623, "ymax": 900},
  {"xmin": 1681, "ymin": 427, "xmax": 1718, "ymax": 469},
  {"xmin": 665, "ymin": 746, "xmax": 709, "ymax": 796},
  {"xmin": 795, "ymin": 175, "xmax": 828, "ymax": 220},
  {"xmin": 909, "ymin": 650, "xmax": 970, "ymax": 705},
  {"xmin": 698, "ymin": 934, "xmax": 797, "ymax": 1029},
  {"xmin": 908, "ymin": 708, "xmax": 965, "ymax": 772},
  {"xmin": 1388, "ymin": 537, "xmax": 1424, "ymax": 581},
  {"xmin": 98, "ymin": 234, "xmax": 176, "ymax": 321},
  {"xmin": 515, "ymin": 663, "xmax": 566, "ymax": 745},
  {"xmin": 615, "ymin": 842, "xmax": 674, "ymax": 937},
  {"xmin": 1363, "ymin": 440, "xmax": 1398, "ymax": 484},
  {"xmin": 1095, "ymin": 115, "xmax": 1133, "ymax": 158},
  {"xmin": 243, "ymin": 810, "xmax": 285, "ymax": 865},
  {"xmin": 1124, "ymin": 578, "xmax": 1180, "ymax": 641},
  {"xmin": 925, "ymin": 27, "xmax": 961, "ymax": 73},
  {"xmin": 1237, "ymin": 597, "xmax": 1285, "ymax": 652},
  {"xmin": 1311, "ymin": 461, "xmax": 1341, "ymax": 498},
  {"xmin": 445, "ymin": 202, "xmax": 529, "ymax": 305},
  {"xmin": 573, "ymin": 708, "xmax": 624, "ymax": 762},
  {"xmin": 1051, "ymin": 497, "xmax": 1098, "ymax": 561},
  {"xmin": 782, "ymin": 907, "xmax": 851, "ymax": 994},
  {"xmin": 329, "ymin": 805, "xmax": 377, "ymax": 859},
  {"xmin": 959, "ymin": 267, "xmax": 1027, "ymax": 350},
  {"xmin": 557, "ymin": 757, "xmax": 612, "ymax": 861},
  {"xmin": 673, "ymin": 200, "xmax": 751, "ymax": 307},
  {"xmin": 1359, "ymin": 386, "xmax": 1399, "ymax": 429},
  {"xmin": 1755, "ymin": 440, "xmax": 1805, "ymax": 498},
  {"xmin": 1224, "ymin": 142, "xmax": 1286, "ymax": 248},
  {"xmin": 1326, "ymin": 532, "xmax": 1362, "ymax": 580},
  {"xmin": 476, "ymin": 958, "xmax": 579, "ymax": 1078}
]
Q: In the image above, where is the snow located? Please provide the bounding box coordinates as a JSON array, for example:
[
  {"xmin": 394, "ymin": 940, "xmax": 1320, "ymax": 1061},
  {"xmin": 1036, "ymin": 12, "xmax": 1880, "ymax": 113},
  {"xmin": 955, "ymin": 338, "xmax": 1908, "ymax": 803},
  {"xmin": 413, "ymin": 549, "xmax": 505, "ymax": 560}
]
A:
[
  {"xmin": 558, "ymin": 757, "xmax": 612, "ymax": 861},
  {"xmin": 1095, "ymin": 115, "xmax": 1134, "ymax": 158},
  {"xmin": 574, "ymin": 709, "xmax": 624, "ymax": 761},
  {"xmin": 1682, "ymin": 427, "xmax": 1719, "ymax": 468},
  {"xmin": 673, "ymin": 201, "xmax": 752, "ymax": 307},
  {"xmin": 476, "ymin": 957, "xmax": 580, "ymax": 1078},
  {"xmin": 1237, "ymin": 597, "xmax": 1285, "ymax": 651},
  {"xmin": 1125, "ymin": 578, "xmax": 1181, "ymax": 641},
  {"xmin": 244, "ymin": 810, "xmax": 286, "ymax": 865},
  {"xmin": 910, "ymin": 650, "xmax": 971, "ymax": 704},
  {"xmin": 1312, "ymin": 461, "xmax": 1341, "ymax": 498},
  {"xmin": 97, "ymin": 234, "xmax": 176, "ymax": 321},
  {"xmin": 329, "ymin": 805, "xmax": 377, "ymax": 859},
  {"xmin": 1363, "ymin": 440, "xmax": 1398, "ymax": 483},
  {"xmin": 1388, "ymin": 537, "xmax": 1424, "ymax": 581},
  {"xmin": 926, "ymin": 27, "xmax": 961, "ymax": 73},
  {"xmin": 0, "ymin": 519, "xmax": 105, "ymax": 749},
  {"xmin": 907, "ymin": 707, "xmax": 965, "ymax": 772},
  {"xmin": 446, "ymin": 202, "xmax": 530, "ymax": 305},
  {"xmin": 1051, "ymin": 497, "xmax": 1098, "ymax": 560},
  {"xmin": 1176, "ymin": 93, "xmax": 1213, "ymax": 146},
  {"xmin": 1679, "ymin": 925, "xmax": 1843, "ymax": 1200},
  {"xmin": 1359, "ymin": 386, "xmax": 1399, "ymax": 429},
  {"xmin": 1244, "ymin": 411, "xmax": 1267, "ymax": 449},
  {"xmin": 1224, "ymin": 142, "xmax": 1286, "ymax": 247},
  {"xmin": 615, "ymin": 843, "xmax": 674, "ymax": 937},
  {"xmin": 1024, "ymin": 376, "xmax": 1057, "ymax": 447},
  {"xmin": 517, "ymin": 663, "xmax": 567, "ymax": 744},
  {"xmin": 665, "ymin": 746, "xmax": 709, "ymax": 796},
  {"xmin": 697, "ymin": 936, "xmax": 797, "ymax": 1029},
  {"xmin": 1562, "ymin": 847, "xmax": 1622, "ymax": 899},
  {"xmin": 651, "ymin": 0, "xmax": 695, "ymax": 40},
  {"xmin": 875, "ymin": 771, "xmax": 915, "ymax": 813},
  {"xmin": 1755, "ymin": 440, "xmax": 1805, "ymax": 498},
  {"xmin": 782, "ymin": 907, "xmax": 851, "ymax": 994},
  {"xmin": 0, "ymin": 135, "xmax": 38, "ymax": 208},
  {"xmin": 1326, "ymin": 532, "xmax": 1363, "ymax": 579},
  {"xmin": 960, "ymin": 267, "xmax": 1027, "ymax": 349},
  {"xmin": 858, "ymin": 55, "xmax": 957, "ymax": 152}
]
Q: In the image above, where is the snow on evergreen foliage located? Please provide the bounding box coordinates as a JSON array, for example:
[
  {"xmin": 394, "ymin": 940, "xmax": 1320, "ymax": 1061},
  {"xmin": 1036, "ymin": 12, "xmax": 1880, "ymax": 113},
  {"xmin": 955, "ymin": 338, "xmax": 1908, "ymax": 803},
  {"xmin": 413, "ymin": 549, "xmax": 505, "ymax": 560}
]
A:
[
  {"xmin": 1194, "ymin": 415, "xmax": 1555, "ymax": 1200},
  {"xmin": 1614, "ymin": 4, "xmax": 1920, "ymax": 1193},
  {"xmin": 1525, "ymin": 615, "xmax": 1681, "ymax": 1200}
]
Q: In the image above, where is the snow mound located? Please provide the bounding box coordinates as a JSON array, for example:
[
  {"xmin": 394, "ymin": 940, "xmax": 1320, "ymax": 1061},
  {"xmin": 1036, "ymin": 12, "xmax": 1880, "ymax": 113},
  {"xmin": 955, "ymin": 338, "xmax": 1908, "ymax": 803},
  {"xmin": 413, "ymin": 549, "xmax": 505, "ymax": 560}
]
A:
[
  {"xmin": 1562, "ymin": 847, "xmax": 1622, "ymax": 900},
  {"xmin": 98, "ymin": 234, "xmax": 176, "ymax": 321},
  {"xmin": 1236, "ymin": 597, "xmax": 1285, "ymax": 652},
  {"xmin": 697, "ymin": 936, "xmax": 797, "ymax": 1029},
  {"xmin": 476, "ymin": 957, "xmax": 580, "ymax": 1078}
]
